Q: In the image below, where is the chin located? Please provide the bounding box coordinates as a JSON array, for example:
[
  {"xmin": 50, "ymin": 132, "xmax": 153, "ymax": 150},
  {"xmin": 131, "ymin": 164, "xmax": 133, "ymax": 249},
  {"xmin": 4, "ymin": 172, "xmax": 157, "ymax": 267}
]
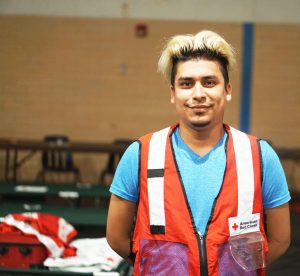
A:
[{"xmin": 190, "ymin": 121, "xmax": 211, "ymax": 128}]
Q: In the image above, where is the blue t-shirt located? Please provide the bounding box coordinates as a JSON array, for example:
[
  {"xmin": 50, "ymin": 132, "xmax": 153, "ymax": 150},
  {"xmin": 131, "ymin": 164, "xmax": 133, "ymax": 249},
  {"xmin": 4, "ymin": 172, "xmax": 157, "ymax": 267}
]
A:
[{"xmin": 110, "ymin": 127, "xmax": 291, "ymax": 234}]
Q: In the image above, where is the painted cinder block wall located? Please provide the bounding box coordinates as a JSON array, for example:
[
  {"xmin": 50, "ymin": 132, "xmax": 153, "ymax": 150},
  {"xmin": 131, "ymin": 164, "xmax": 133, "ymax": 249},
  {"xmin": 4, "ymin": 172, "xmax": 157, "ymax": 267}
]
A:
[{"xmin": 0, "ymin": 0, "xmax": 299, "ymax": 186}]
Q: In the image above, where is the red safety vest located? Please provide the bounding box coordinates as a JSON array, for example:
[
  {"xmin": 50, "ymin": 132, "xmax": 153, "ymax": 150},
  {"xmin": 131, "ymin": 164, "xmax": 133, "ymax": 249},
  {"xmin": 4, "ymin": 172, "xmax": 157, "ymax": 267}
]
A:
[{"xmin": 132, "ymin": 124, "xmax": 268, "ymax": 276}]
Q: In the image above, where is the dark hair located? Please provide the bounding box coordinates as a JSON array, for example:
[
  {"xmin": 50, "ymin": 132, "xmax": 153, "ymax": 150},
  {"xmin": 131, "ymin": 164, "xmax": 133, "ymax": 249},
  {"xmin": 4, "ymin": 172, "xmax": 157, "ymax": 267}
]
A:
[{"xmin": 170, "ymin": 47, "xmax": 230, "ymax": 87}]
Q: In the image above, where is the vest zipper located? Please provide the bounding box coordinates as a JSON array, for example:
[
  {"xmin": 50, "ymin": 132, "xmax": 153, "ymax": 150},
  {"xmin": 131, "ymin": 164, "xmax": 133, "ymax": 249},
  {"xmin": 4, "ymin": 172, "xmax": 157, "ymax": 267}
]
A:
[
  {"xmin": 197, "ymin": 231, "xmax": 208, "ymax": 276},
  {"xmin": 200, "ymin": 180, "xmax": 226, "ymax": 276},
  {"xmin": 169, "ymin": 130, "xmax": 212, "ymax": 276}
]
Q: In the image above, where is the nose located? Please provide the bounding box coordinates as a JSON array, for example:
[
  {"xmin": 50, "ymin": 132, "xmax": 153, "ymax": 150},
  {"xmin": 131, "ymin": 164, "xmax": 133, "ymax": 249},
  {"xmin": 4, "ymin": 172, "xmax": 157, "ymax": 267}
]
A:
[{"xmin": 193, "ymin": 82, "xmax": 206, "ymax": 99}]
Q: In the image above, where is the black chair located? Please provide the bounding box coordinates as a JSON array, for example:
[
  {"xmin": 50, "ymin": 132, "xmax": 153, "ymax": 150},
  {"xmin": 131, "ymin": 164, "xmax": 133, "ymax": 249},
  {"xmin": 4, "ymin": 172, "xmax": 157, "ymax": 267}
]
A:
[
  {"xmin": 36, "ymin": 135, "xmax": 81, "ymax": 183},
  {"xmin": 99, "ymin": 139, "xmax": 133, "ymax": 185}
]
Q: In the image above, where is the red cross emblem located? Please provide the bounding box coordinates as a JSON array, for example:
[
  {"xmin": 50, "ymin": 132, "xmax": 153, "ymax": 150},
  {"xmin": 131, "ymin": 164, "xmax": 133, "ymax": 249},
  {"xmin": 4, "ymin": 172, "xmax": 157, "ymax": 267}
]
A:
[{"xmin": 232, "ymin": 223, "xmax": 239, "ymax": 231}]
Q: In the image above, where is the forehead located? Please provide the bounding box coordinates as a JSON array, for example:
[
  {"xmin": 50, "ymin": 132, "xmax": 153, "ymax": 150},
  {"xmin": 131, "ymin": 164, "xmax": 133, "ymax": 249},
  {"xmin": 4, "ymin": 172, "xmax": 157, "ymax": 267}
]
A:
[{"xmin": 175, "ymin": 59, "xmax": 223, "ymax": 79}]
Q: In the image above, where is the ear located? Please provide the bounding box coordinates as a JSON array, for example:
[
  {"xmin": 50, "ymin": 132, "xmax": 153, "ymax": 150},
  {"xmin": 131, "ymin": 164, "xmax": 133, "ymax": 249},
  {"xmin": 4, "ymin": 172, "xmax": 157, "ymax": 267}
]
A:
[
  {"xmin": 170, "ymin": 86, "xmax": 175, "ymax": 104},
  {"xmin": 225, "ymin": 83, "xmax": 232, "ymax": 102}
]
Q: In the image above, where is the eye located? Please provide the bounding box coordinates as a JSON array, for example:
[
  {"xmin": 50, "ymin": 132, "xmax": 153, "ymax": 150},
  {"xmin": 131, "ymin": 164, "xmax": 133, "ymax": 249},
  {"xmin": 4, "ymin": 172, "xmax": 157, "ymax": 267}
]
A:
[
  {"xmin": 203, "ymin": 79, "xmax": 217, "ymax": 87},
  {"xmin": 178, "ymin": 79, "xmax": 193, "ymax": 88}
]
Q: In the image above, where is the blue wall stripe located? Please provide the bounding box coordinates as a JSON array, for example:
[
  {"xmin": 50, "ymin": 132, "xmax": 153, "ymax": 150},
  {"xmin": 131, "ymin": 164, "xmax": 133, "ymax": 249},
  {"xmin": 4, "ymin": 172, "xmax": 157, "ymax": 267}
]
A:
[{"xmin": 240, "ymin": 23, "xmax": 254, "ymax": 133}]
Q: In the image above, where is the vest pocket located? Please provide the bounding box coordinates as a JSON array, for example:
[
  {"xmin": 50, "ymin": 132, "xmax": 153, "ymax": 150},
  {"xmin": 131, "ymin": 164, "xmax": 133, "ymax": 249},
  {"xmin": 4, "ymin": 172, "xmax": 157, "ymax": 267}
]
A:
[
  {"xmin": 218, "ymin": 232, "xmax": 265, "ymax": 276},
  {"xmin": 139, "ymin": 239, "xmax": 188, "ymax": 275}
]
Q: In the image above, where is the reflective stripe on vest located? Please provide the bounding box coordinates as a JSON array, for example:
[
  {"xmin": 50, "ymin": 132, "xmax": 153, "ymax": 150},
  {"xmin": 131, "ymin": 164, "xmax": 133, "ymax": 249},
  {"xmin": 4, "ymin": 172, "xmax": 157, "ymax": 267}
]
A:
[
  {"xmin": 147, "ymin": 126, "xmax": 170, "ymax": 234},
  {"xmin": 147, "ymin": 126, "xmax": 256, "ymax": 234},
  {"xmin": 230, "ymin": 126, "xmax": 255, "ymax": 216}
]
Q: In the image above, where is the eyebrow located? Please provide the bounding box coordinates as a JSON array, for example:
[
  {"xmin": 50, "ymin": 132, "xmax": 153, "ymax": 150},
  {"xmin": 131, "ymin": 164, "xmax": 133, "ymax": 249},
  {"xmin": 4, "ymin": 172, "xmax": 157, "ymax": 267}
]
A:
[
  {"xmin": 177, "ymin": 77, "xmax": 193, "ymax": 82},
  {"xmin": 177, "ymin": 75, "xmax": 218, "ymax": 82}
]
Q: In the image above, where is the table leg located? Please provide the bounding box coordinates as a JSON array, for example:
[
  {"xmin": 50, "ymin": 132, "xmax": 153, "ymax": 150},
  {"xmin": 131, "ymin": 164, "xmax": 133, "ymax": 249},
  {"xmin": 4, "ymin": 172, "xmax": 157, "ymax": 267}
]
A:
[
  {"xmin": 4, "ymin": 149, "xmax": 10, "ymax": 181},
  {"xmin": 13, "ymin": 149, "xmax": 18, "ymax": 182}
]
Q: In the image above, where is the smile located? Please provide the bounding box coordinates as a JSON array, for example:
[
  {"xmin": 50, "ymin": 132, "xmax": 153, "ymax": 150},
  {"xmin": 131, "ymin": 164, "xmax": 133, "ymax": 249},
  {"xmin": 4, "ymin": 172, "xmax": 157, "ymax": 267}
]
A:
[
  {"xmin": 189, "ymin": 105, "xmax": 212, "ymax": 112},
  {"xmin": 190, "ymin": 105, "xmax": 211, "ymax": 108}
]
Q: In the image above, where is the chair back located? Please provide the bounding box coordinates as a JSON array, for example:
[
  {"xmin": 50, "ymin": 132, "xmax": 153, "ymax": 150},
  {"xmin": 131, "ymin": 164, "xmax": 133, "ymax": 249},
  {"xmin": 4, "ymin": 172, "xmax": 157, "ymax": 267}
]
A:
[{"xmin": 42, "ymin": 135, "xmax": 73, "ymax": 171}]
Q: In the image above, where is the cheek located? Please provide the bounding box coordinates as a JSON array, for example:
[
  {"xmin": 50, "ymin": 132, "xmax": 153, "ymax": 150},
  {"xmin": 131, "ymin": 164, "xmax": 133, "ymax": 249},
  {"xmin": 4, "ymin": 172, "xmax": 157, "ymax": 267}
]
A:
[
  {"xmin": 211, "ymin": 91, "xmax": 227, "ymax": 103},
  {"xmin": 174, "ymin": 96, "xmax": 188, "ymax": 108},
  {"xmin": 173, "ymin": 91, "xmax": 190, "ymax": 102}
]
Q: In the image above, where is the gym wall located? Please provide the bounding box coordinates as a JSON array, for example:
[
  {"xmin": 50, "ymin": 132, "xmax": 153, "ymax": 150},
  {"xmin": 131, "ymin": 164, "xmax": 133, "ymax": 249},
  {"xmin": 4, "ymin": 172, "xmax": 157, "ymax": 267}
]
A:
[{"xmin": 0, "ymin": 10, "xmax": 299, "ymax": 185}]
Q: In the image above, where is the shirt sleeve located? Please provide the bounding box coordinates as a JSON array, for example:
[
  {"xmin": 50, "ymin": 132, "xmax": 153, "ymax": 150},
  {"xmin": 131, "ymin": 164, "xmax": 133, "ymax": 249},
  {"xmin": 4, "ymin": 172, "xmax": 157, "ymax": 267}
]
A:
[
  {"xmin": 260, "ymin": 140, "xmax": 291, "ymax": 209},
  {"xmin": 109, "ymin": 141, "xmax": 140, "ymax": 203}
]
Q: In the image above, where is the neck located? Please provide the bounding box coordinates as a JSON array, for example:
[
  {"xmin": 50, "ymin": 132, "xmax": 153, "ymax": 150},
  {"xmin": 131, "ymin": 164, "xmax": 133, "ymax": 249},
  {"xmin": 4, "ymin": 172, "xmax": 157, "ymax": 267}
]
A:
[{"xmin": 178, "ymin": 123, "xmax": 225, "ymax": 156}]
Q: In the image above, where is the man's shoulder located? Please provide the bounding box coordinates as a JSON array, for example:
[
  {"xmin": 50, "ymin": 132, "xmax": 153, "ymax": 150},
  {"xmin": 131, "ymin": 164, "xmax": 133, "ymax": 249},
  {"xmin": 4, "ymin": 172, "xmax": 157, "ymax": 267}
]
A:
[
  {"xmin": 227, "ymin": 125, "xmax": 260, "ymax": 141},
  {"xmin": 227, "ymin": 126, "xmax": 278, "ymax": 159},
  {"xmin": 138, "ymin": 131, "xmax": 154, "ymax": 142},
  {"xmin": 258, "ymin": 139, "xmax": 280, "ymax": 162}
]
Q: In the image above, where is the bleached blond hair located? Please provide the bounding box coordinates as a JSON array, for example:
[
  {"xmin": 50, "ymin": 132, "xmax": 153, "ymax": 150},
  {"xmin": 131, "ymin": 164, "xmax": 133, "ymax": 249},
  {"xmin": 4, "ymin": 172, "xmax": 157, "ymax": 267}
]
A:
[{"xmin": 157, "ymin": 30, "xmax": 236, "ymax": 86}]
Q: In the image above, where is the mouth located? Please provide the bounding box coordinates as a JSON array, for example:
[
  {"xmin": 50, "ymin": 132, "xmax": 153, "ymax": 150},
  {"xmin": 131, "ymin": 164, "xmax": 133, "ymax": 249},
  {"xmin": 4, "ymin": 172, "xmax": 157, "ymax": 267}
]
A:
[
  {"xmin": 190, "ymin": 105, "xmax": 211, "ymax": 108},
  {"xmin": 189, "ymin": 105, "xmax": 212, "ymax": 113}
]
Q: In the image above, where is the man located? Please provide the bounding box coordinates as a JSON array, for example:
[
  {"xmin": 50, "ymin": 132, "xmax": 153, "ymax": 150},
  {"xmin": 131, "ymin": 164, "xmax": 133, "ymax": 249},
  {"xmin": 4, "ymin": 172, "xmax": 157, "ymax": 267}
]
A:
[{"xmin": 106, "ymin": 30, "xmax": 290, "ymax": 275}]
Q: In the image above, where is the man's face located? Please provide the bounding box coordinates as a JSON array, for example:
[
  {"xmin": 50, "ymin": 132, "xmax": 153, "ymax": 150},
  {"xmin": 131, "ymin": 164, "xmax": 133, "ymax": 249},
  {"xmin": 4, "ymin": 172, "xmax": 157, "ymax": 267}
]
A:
[{"xmin": 170, "ymin": 59, "xmax": 232, "ymax": 130}]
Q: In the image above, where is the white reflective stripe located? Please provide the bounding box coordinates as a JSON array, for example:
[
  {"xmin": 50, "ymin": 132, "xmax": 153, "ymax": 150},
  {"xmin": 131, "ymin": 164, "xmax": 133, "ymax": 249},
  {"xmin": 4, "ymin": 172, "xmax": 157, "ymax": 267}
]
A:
[
  {"xmin": 148, "ymin": 127, "xmax": 170, "ymax": 170},
  {"xmin": 148, "ymin": 177, "xmax": 165, "ymax": 226},
  {"xmin": 4, "ymin": 215, "xmax": 64, "ymax": 257},
  {"xmin": 147, "ymin": 127, "xmax": 170, "ymax": 228},
  {"xmin": 230, "ymin": 127, "xmax": 254, "ymax": 216}
]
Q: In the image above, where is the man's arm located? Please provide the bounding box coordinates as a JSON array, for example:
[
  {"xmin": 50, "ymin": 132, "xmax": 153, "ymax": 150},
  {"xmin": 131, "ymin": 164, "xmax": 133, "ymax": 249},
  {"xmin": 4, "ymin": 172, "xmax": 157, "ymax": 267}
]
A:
[
  {"xmin": 106, "ymin": 194, "xmax": 136, "ymax": 265},
  {"xmin": 265, "ymin": 202, "xmax": 291, "ymax": 265}
]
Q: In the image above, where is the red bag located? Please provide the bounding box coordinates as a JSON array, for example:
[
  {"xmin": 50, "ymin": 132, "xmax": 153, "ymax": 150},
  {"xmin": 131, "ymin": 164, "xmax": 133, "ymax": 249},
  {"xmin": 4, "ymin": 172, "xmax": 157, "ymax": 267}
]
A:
[{"xmin": 0, "ymin": 233, "xmax": 47, "ymax": 269}]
